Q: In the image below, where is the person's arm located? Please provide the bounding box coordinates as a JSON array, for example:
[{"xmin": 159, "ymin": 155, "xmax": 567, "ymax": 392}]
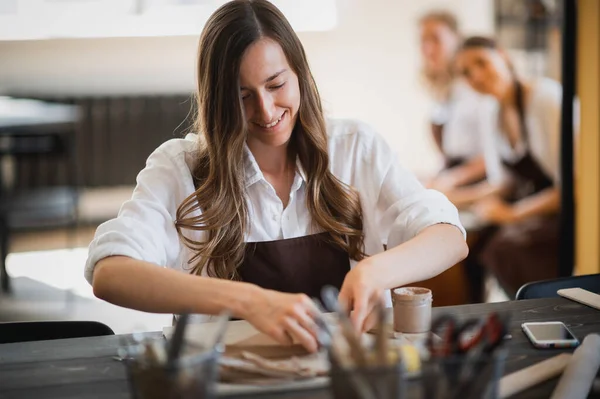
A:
[
  {"xmin": 363, "ymin": 224, "xmax": 467, "ymax": 287},
  {"xmin": 445, "ymin": 179, "xmax": 507, "ymax": 208},
  {"xmin": 93, "ymin": 256, "xmax": 320, "ymax": 352},
  {"xmin": 93, "ymin": 256, "xmax": 255, "ymax": 316},
  {"xmin": 513, "ymin": 187, "xmax": 560, "ymax": 220},
  {"xmin": 337, "ymin": 128, "xmax": 468, "ymax": 330},
  {"xmin": 430, "ymin": 155, "xmax": 487, "ymax": 192},
  {"xmin": 474, "ymin": 187, "xmax": 560, "ymax": 224},
  {"xmin": 339, "ymin": 224, "xmax": 466, "ymax": 330}
]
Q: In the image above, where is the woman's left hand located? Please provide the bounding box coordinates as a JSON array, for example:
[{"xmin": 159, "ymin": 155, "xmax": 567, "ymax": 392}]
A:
[
  {"xmin": 338, "ymin": 261, "xmax": 384, "ymax": 332},
  {"xmin": 474, "ymin": 196, "xmax": 517, "ymax": 224}
]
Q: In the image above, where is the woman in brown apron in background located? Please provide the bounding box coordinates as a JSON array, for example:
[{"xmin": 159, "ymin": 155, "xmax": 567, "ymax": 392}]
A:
[
  {"xmin": 84, "ymin": 0, "xmax": 468, "ymax": 353},
  {"xmin": 418, "ymin": 10, "xmax": 488, "ymax": 193},
  {"xmin": 416, "ymin": 11, "xmax": 496, "ymax": 305},
  {"xmin": 448, "ymin": 36, "xmax": 569, "ymax": 298}
]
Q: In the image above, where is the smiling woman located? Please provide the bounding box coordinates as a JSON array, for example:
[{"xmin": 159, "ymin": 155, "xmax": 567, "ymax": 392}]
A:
[
  {"xmin": 84, "ymin": 0, "xmax": 467, "ymax": 353},
  {"xmin": 241, "ymin": 40, "xmax": 301, "ymax": 192},
  {"xmin": 240, "ymin": 46, "xmax": 301, "ymax": 206}
]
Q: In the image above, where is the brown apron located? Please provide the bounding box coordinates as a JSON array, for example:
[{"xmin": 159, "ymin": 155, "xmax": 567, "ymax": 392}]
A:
[
  {"xmin": 237, "ymin": 232, "xmax": 350, "ymax": 299},
  {"xmin": 445, "ymin": 156, "xmax": 465, "ymax": 169},
  {"xmin": 478, "ymin": 147, "xmax": 558, "ymax": 298},
  {"xmin": 439, "ymin": 142, "xmax": 485, "ymax": 304},
  {"xmin": 432, "ymin": 123, "xmax": 464, "ymax": 169}
]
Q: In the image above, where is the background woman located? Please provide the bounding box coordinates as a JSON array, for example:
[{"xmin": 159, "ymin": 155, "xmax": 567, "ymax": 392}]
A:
[
  {"xmin": 419, "ymin": 10, "xmax": 487, "ymax": 192},
  {"xmin": 452, "ymin": 36, "xmax": 567, "ymax": 297}
]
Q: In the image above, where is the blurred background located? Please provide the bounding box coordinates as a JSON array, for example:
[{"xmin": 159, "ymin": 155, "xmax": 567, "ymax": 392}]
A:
[{"xmin": 0, "ymin": 0, "xmax": 596, "ymax": 334}]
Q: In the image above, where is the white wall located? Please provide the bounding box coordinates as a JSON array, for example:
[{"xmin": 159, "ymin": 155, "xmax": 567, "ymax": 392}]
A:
[
  {"xmin": 301, "ymin": 0, "xmax": 494, "ymax": 175},
  {"xmin": 0, "ymin": 0, "xmax": 494, "ymax": 176}
]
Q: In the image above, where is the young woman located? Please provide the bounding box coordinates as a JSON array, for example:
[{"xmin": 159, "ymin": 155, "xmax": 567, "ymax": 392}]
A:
[
  {"xmin": 85, "ymin": 0, "xmax": 467, "ymax": 352},
  {"xmin": 418, "ymin": 11, "xmax": 487, "ymax": 192},
  {"xmin": 452, "ymin": 36, "xmax": 567, "ymax": 297}
]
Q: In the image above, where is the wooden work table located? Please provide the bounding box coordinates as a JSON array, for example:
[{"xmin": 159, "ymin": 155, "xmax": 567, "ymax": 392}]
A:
[{"xmin": 1, "ymin": 297, "xmax": 599, "ymax": 398}]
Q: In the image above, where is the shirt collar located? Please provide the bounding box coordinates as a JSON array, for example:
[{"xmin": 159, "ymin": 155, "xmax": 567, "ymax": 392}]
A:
[
  {"xmin": 295, "ymin": 158, "xmax": 307, "ymax": 183},
  {"xmin": 243, "ymin": 143, "xmax": 307, "ymax": 189},
  {"xmin": 243, "ymin": 144, "xmax": 263, "ymax": 188}
]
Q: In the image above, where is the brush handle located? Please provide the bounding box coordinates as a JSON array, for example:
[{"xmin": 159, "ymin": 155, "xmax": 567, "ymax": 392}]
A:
[
  {"xmin": 374, "ymin": 301, "xmax": 389, "ymax": 366},
  {"xmin": 321, "ymin": 286, "xmax": 368, "ymax": 367},
  {"xmin": 166, "ymin": 313, "xmax": 190, "ymax": 367},
  {"xmin": 499, "ymin": 353, "xmax": 572, "ymax": 398}
]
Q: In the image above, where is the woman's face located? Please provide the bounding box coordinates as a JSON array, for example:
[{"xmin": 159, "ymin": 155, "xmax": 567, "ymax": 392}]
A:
[
  {"xmin": 456, "ymin": 47, "xmax": 512, "ymax": 99},
  {"xmin": 419, "ymin": 19, "xmax": 459, "ymax": 74},
  {"xmin": 239, "ymin": 38, "xmax": 300, "ymax": 147}
]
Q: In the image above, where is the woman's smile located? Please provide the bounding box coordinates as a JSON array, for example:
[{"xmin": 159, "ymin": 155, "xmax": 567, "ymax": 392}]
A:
[{"xmin": 254, "ymin": 110, "xmax": 287, "ymax": 132}]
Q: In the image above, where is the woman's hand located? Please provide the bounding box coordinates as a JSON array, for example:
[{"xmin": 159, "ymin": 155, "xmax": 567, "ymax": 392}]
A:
[
  {"xmin": 242, "ymin": 289, "xmax": 319, "ymax": 353},
  {"xmin": 428, "ymin": 173, "xmax": 458, "ymax": 194},
  {"xmin": 474, "ymin": 196, "xmax": 517, "ymax": 224},
  {"xmin": 338, "ymin": 261, "xmax": 385, "ymax": 333}
]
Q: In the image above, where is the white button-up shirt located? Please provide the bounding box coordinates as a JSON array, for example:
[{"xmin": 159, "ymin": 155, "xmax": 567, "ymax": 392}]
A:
[
  {"xmin": 481, "ymin": 77, "xmax": 578, "ymax": 187},
  {"xmin": 84, "ymin": 119, "xmax": 465, "ymax": 309},
  {"xmin": 429, "ymin": 80, "xmax": 489, "ymax": 160}
]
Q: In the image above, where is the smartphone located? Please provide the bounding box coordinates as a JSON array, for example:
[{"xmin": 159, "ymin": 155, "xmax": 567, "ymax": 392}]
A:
[{"xmin": 521, "ymin": 321, "xmax": 580, "ymax": 349}]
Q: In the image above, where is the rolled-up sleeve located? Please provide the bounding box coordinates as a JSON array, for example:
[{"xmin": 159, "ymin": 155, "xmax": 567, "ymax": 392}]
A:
[
  {"xmin": 370, "ymin": 132, "xmax": 466, "ymax": 249},
  {"xmin": 84, "ymin": 141, "xmax": 193, "ymax": 285}
]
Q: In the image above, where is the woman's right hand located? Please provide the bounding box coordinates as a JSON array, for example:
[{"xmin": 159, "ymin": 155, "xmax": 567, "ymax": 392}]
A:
[
  {"xmin": 242, "ymin": 288, "xmax": 320, "ymax": 353},
  {"xmin": 428, "ymin": 173, "xmax": 458, "ymax": 194}
]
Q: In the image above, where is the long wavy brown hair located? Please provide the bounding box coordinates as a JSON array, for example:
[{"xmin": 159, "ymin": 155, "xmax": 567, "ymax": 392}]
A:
[{"xmin": 175, "ymin": 0, "xmax": 365, "ymax": 280}]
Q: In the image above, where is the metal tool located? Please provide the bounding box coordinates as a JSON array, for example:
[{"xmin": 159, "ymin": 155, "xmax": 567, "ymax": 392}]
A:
[
  {"xmin": 374, "ymin": 299, "xmax": 391, "ymax": 367},
  {"xmin": 321, "ymin": 285, "xmax": 368, "ymax": 367},
  {"xmin": 427, "ymin": 312, "xmax": 507, "ymax": 358},
  {"xmin": 210, "ymin": 310, "xmax": 231, "ymax": 352},
  {"xmin": 312, "ymin": 297, "xmax": 377, "ymax": 399},
  {"xmin": 166, "ymin": 313, "xmax": 190, "ymax": 369}
]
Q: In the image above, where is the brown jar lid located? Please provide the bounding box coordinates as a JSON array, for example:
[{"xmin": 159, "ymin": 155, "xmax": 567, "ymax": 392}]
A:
[{"xmin": 392, "ymin": 287, "xmax": 432, "ymax": 302}]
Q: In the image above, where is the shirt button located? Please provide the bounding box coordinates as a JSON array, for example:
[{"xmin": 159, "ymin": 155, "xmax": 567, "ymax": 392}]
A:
[{"xmin": 272, "ymin": 214, "xmax": 278, "ymax": 221}]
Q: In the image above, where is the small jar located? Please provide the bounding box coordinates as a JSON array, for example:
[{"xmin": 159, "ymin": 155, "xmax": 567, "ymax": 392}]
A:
[{"xmin": 392, "ymin": 287, "xmax": 433, "ymax": 333}]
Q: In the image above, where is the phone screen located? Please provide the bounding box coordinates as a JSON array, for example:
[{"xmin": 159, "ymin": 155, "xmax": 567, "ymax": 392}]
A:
[{"xmin": 525, "ymin": 322, "xmax": 576, "ymax": 341}]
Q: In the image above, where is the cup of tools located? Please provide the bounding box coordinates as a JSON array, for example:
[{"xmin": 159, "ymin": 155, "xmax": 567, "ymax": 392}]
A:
[
  {"xmin": 320, "ymin": 286, "xmax": 407, "ymax": 399},
  {"xmin": 124, "ymin": 343, "xmax": 220, "ymax": 399},
  {"xmin": 415, "ymin": 312, "xmax": 510, "ymax": 399},
  {"xmin": 329, "ymin": 351, "xmax": 406, "ymax": 399},
  {"xmin": 122, "ymin": 313, "xmax": 226, "ymax": 399}
]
